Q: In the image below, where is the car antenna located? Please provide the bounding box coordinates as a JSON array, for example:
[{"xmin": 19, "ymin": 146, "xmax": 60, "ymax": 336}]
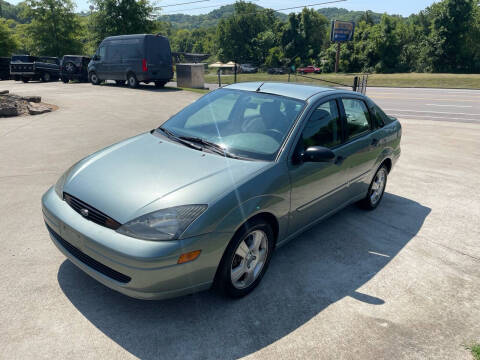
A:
[{"xmin": 256, "ymin": 82, "xmax": 264, "ymax": 92}]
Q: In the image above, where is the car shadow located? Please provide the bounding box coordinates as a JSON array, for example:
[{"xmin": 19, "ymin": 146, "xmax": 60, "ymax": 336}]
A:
[
  {"xmin": 100, "ymin": 81, "xmax": 182, "ymax": 92},
  {"xmin": 57, "ymin": 193, "xmax": 430, "ymax": 359}
]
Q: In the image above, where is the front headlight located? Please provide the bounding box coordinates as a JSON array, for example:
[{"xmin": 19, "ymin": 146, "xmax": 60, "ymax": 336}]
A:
[{"xmin": 116, "ymin": 205, "xmax": 207, "ymax": 241}]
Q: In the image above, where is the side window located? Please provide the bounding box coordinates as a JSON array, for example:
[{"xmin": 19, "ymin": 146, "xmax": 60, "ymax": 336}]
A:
[
  {"xmin": 301, "ymin": 100, "xmax": 342, "ymax": 149},
  {"xmin": 107, "ymin": 45, "xmax": 122, "ymax": 62},
  {"xmin": 342, "ymin": 98, "xmax": 371, "ymax": 139},
  {"xmin": 98, "ymin": 46, "xmax": 106, "ymax": 60},
  {"xmin": 185, "ymin": 92, "xmax": 240, "ymax": 128}
]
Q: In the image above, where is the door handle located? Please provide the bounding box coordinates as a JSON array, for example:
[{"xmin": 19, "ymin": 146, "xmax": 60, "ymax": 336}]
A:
[
  {"xmin": 371, "ymin": 138, "xmax": 379, "ymax": 147},
  {"xmin": 335, "ymin": 155, "xmax": 346, "ymax": 165}
]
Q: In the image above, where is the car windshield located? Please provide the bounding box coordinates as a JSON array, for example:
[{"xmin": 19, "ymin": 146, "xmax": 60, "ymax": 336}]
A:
[{"xmin": 159, "ymin": 89, "xmax": 305, "ymax": 161}]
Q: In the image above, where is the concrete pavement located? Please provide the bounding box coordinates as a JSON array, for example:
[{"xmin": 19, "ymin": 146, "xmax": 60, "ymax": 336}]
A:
[{"xmin": 0, "ymin": 80, "xmax": 479, "ymax": 359}]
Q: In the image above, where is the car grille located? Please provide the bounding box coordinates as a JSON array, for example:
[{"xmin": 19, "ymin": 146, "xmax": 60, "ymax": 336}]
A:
[
  {"xmin": 63, "ymin": 193, "xmax": 121, "ymax": 230},
  {"xmin": 46, "ymin": 223, "xmax": 131, "ymax": 283}
]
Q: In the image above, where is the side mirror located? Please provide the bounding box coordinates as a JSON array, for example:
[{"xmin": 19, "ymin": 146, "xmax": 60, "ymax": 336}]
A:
[{"xmin": 302, "ymin": 146, "xmax": 336, "ymax": 163}]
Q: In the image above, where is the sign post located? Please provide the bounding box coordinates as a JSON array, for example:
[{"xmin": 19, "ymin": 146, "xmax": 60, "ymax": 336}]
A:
[{"xmin": 330, "ymin": 20, "xmax": 355, "ymax": 73}]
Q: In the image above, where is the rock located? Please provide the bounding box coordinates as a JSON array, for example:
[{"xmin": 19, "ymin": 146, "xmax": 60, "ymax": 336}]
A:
[
  {"xmin": 0, "ymin": 102, "xmax": 19, "ymax": 116},
  {"xmin": 0, "ymin": 90, "xmax": 9, "ymax": 95},
  {"xmin": 22, "ymin": 95, "xmax": 41, "ymax": 103},
  {"xmin": 27, "ymin": 102, "xmax": 52, "ymax": 115}
]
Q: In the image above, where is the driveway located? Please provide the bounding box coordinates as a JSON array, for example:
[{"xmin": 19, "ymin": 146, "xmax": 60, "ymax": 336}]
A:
[{"xmin": 0, "ymin": 81, "xmax": 479, "ymax": 359}]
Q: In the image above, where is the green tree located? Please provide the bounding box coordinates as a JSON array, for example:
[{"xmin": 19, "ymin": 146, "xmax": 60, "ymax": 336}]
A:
[
  {"xmin": 20, "ymin": 0, "xmax": 83, "ymax": 56},
  {"xmin": 89, "ymin": 0, "xmax": 154, "ymax": 46},
  {"xmin": 428, "ymin": 0, "xmax": 479, "ymax": 72},
  {"xmin": 216, "ymin": 1, "xmax": 278, "ymax": 63},
  {"xmin": 0, "ymin": 18, "xmax": 19, "ymax": 56},
  {"xmin": 281, "ymin": 8, "xmax": 329, "ymax": 66}
]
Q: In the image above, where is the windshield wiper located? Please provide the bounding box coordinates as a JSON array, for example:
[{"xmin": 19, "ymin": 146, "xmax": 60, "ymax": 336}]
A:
[
  {"xmin": 178, "ymin": 136, "xmax": 242, "ymax": 159},
  {"xmin": 157, "ymin": 127, "xmax": 203, "ymax": 151}
]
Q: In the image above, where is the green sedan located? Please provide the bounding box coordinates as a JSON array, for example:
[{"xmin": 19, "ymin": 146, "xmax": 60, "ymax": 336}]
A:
[{"xmin": 42, "ymin": 82, "xmax": 401, "ymax": 300}]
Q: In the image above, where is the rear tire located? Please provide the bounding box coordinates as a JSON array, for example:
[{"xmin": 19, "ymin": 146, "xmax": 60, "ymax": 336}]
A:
[
  {"xmin": 61, "ymin": 77, "xmax": 69, "ymax": 83},
  {"xmin": 42, "ymin": 72, "xmax": 51, "ymax": 82},
  {"xmin": 22, "ymin": 77, "xmax": 30, "ymax": 83},
  {"xmin": 89, "ymin": 72, "xmax": 100, "ymax": 85},
  {"xmin": 127, "ymin": 73, "xmax": 138, "ymax": 88},
  {"xmin": 359, "ymin": 165, "xmax": 388, "ymax": 210},
  {"xmin": 214, "ymin": 218, "xmax": 275, "ymax": 298}
]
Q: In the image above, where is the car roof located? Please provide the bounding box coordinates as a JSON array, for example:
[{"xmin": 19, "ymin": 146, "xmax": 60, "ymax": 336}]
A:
[
  {"xmin": 103, "ymin": 34, "xmax": 168, "ymax": 41},
  {"xmin": 224, "ymin": 82, "xmax": 337, "ymax": 101}
]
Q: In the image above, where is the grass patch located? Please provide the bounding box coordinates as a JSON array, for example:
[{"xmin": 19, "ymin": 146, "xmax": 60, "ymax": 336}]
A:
[
  {"xmin": 203, "ymin": 72, "xmax": 480, "ymax": 89},
  {"xmin": 469, "ymin": 344, "xmax": 480, "ymax": 360}
]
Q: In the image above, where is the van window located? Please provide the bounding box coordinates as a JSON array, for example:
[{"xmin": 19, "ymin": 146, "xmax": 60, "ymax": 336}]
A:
[
  {"xmin": 147, "ymin": 37, "xmax": 171, "ymax": 63},
  {"xmin": 98, "ymin": 46, "xmax": 106, "ymax": 60}
]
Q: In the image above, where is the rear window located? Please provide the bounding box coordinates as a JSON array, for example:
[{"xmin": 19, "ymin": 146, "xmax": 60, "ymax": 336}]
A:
[
  {"xmin": 12, "ymin": 55, "xmax": 37, "ymax": 62},
  {"xmin": 146, "ymin": 36, "xmax": 172, "ymax": 64}
]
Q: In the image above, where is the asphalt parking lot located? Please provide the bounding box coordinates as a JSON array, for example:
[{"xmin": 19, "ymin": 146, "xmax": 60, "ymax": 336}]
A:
[{"xmin": 1, "ymin": 80, "xmax": 479, "ymax": 359}]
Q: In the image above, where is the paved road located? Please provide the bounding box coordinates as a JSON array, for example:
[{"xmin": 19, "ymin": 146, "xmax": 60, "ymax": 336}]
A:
[
  {"xmin": 206, "ymin": 81, "xmax": 480, "ymax": 124},
  {"xmin": 366, "ymin": 87, "xmax": 480, "ymax": 124},
  {"xmin": 1, "ymin": 81, "xmax": 479, "ymax": 359}
]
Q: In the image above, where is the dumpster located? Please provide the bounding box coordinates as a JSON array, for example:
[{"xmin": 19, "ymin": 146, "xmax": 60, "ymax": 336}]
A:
[{"xmin": 176, "ymin": 63, "xmax": 205, "ymax": 89}]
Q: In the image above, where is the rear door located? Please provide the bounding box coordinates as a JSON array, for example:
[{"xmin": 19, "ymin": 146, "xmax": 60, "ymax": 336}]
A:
[
  {"xmin": 339, "ymin": 96, "xmax": 381, "ymax": 198},
  {"xmin": 146, "ymin": 36, "xmax": 173, "ymax": 80},
  {"xmin": 288, "ymin": 97, "xmax": 351, "ymax": 235}
]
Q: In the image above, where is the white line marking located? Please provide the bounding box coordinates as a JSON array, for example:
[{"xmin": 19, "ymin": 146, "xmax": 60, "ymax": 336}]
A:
[
  {"xmin": 389, "ymin": 114, "xmax": 480, "ymax": 122},
  {"xmin": 426, "ymin": 104, "xmax": 473, "ymax": 108},
  {"xmin": 368, "ymin": 251, "xmax": 390, "ymax": 258},
  {"xmin": 384, "ymin": 109, "xmax": 480, "ymax": 116}
]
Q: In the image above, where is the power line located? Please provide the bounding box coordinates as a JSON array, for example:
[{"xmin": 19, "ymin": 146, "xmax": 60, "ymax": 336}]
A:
[
  {"xmin": 158, "ymin": 0, "xmax": 210, "ymax": 9},
  {"xmin": 162, "ymin": 0, "xmax": 346, "ymax": 15},
  {"xmin": 162, "ymin": 0, "xmax": 258, "ymax": 14}
]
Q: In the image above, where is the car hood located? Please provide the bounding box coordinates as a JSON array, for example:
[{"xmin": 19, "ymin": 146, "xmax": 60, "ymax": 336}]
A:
[{"xmin": 63, "ymin": 132, "xmax": 269, "ymax": 224}]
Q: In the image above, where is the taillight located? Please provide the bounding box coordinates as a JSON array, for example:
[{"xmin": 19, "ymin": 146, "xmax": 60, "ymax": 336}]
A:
[{"xmin": 142, "ymin": 58, "xmax": 147, "ymax": 72}]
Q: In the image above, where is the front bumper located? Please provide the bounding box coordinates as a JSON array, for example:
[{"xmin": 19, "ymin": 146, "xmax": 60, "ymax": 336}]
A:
[{"xmin": 42, "ymin": 187, "xmax": 231, "ymax": 300}]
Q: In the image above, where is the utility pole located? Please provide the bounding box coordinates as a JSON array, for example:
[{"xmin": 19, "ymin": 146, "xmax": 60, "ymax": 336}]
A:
[{"xmin": 335, "ymin": 42, "xmax": 340, "ymax": 73}]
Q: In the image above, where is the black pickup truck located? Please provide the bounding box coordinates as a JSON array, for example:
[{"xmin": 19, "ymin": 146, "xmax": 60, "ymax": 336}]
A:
[
  {"xmin": 10, "ymin": 55, "xmax": 60, "ymax": 82},
  {"xmin": 0, "ymin": 57, "xmax": 10, "ymax": 80}
]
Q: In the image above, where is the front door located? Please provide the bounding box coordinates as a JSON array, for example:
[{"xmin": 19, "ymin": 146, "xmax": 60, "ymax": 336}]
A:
[{"xmin": 288, "ymin": 98, "xmax": 351, "ymax": 235}]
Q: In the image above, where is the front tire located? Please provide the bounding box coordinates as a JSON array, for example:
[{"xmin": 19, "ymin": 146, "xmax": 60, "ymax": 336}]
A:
[
  {"xmin": 90, "ymin": 72, "xmax": 100, "ymax": 85},
  {"xmin": 127, "ymin": 73, "xmax": 138, "ymax": 88},
  {"xmin": 22, "ymin": 77, "xmax": 30, "ymax": 83},
  {"xmin": 215, "ymin": 218, "xmax": 274, "ymax": 298},
  {"xmin": 61, "ymin": 77, "xmax": 69, "ymax": 83},
  {"xmin": 359, "ymin": 165, "xmax": 388, "ymax": 210}
]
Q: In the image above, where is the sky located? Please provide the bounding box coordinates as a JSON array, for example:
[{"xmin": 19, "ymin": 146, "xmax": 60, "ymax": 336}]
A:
[{"xmin": 7, "ymin": 0, "xmax": 439, "ymax": 16}]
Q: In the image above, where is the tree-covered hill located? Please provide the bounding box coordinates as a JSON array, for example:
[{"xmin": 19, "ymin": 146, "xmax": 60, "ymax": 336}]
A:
[
  {"xmin": 317, "ymin": 7, "xmax": 386, "ymax": 23},
  {"xmin": 159, "ymin": 4, "xmax": 288, "ymax": 29},
  {"xmin": 0, "ymin": 0, "xmax": 23, "ymax": 22}
]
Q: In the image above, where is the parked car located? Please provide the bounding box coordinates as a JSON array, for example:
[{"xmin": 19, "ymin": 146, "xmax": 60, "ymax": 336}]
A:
[
  {"xmin": 88, "ymin": 34, "xmax": 174, "ymax": 88},
  {"xmin": 267, "ymin": 67, "xmax": 287, "ymax": 74},
  {"xmin": 0, "ymin": 57, "xmax": 11, "ymax": 80},
  {"xmin": 297, "ymin": 65, "xmax": 321, "ymax": 74},
  {"xmin": 10, "ymin": 55, "xmax": 60, "ymax": 82},
  {"xmin": 240, "ymin": 64, "xmax": 258, "ymax": 73},
  {"xmin": 42, "ymin": 82, "xmax": 401, "ymax": 300},
  {"xmin": 61, "ymin": 55, "xmax": 91, "ymax": 83}
]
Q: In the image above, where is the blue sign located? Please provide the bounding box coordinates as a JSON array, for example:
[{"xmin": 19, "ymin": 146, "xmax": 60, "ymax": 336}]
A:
[{"xmin": 331, "ymin": 20, "xmax": 355, "ymax": 42}]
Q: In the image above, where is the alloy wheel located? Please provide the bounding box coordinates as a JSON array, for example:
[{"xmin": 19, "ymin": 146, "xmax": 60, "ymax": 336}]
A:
[
  {"xmin": 230, "ymin": 230, "xmax": 268, "ymax": 289},
  {"xmin": 370, "ymin": 168, "xmax": 387, "ymax": 205}
]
